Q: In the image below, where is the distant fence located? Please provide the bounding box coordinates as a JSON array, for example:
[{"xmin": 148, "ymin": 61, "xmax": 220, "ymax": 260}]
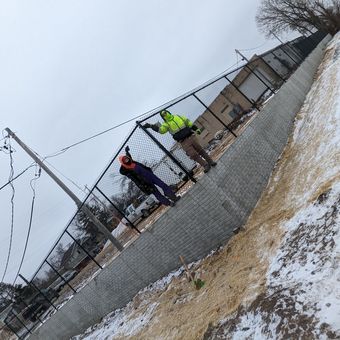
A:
[{"xmin": 2, "ymin": 31, "xmax": 327, "ymax": 339}]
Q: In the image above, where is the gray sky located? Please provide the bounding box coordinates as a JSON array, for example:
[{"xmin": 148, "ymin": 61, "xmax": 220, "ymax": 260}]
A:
[{"xmin": 0, "ymin": 0, "xmax": 296, "ymax": 284}]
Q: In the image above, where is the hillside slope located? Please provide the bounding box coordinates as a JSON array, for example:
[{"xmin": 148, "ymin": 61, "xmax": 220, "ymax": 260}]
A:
[{"xmin": 73, "ymin": 34, "xmax": 340, "ymax": 340}]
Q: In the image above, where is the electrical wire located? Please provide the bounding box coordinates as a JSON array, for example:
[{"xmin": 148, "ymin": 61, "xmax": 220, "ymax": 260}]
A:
[
  {"xmin": 27, "ymin": 145, "xmax": 87, "ymax": 195},
  {"xmin": 47, "ymin": 111, "xmax": 155, "ymax": 156},
  {"xmin": 44, "ymin": 159, "xmax": 87, "ymax": 195},
  {"xmin": 0, "ymin": 163, "xmax": 35, "ymax": 192},
  {"xmin": 238, "ymin": 41, "xmax": 268, "ymax": 52},
  {"xmin": 1, "ymin": 138, "xmax": 16, "ymax": 283},
  {"xmin": 0, "ymin": 139, "xmax": 16, "ymax": 155},
  {"xmin": 12, "ymin": 165, "xmax": 41, "ymax": 285}
]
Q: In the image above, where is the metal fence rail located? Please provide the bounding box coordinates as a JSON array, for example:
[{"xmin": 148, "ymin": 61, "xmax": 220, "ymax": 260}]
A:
[{"xmin": 1, "ymin": 32, "xmax": 327, "ymax": 339}]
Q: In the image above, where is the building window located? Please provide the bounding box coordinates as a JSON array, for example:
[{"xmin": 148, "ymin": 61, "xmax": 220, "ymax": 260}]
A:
[{"xmin": 221, "ymin": 104, "xmax": 229, "ymax": 113}]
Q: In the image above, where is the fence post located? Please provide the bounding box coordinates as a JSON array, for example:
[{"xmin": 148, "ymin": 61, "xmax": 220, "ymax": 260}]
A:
[
  {"xmin": 303, "ymin": 33, "xmax": 320, "ymax": 53},
  {"xmin": 15, "ymin": 294, "xmax": 44, "ymax": 326},
  {"xmin": 192, "ymin": 93, "xmax": 237, "ymax": 137},
  {"xmin": 19, "ymin": 274, "xmax": 57, "ymax": 311},
  {"xmin": 136, "ymin": 121, "xmax": 197, "ymax": 183},
  {"xmin": 45, "ymin": 260, "xmax": 77, "ymax": 294},
  {"xmin": 244, "ymin": 63, "xmax": 276, "ymax": 95},
  {"xmin": 257, "ymin": 55, "xmax": 286, "ymax": 84},
  {"xmin": 223, "ymin": 75, "xmax": 260, "ymax": 110},
  {"xmin": 245, "ymin": 64, "xmax": 275, "ymax": 94},
  {"xmin": 94, "ymin": 186, "xmax": 141, "ymax": 234},
  {"xmin": 270, "ymin": 31, "xmax": 303, "ymax": 65},
  {"xmin": 270, "ymin": 50, "xmax": 295, "ymax": 75},
  {"xmin": 11, "ymin": 311, "xmax": 31, "ymax": 335},
  {"xmin": 236, "ymin": 50, "xmax": 276, "ymax": 94},
  {"xmin": 4, "ymin": 320, "xmax": 20, "ymax": 339},
  {"xmin": 282, "ymin": 43, "xmax": 302, "ymax": 65},
  {"xmin": 65, "ymin": 230, "xmax": 103, "ymax": 270}
]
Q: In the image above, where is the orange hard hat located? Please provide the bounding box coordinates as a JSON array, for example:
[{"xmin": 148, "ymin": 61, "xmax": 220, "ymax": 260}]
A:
[{"xmin": 118, "ymin": 155, "xmax": 131, "ymax": 165}]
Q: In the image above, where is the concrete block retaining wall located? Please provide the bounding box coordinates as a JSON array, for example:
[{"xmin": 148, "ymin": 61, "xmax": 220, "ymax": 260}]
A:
[{"xmin": 29, "ymin": 35, "xmax": 331, "ymax": 340}]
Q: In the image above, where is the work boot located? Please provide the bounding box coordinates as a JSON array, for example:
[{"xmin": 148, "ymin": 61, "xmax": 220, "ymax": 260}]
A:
[
  {"xmin": 203, "ymin": 164, "xmax": 211, "ymax": 173},
  {"xmin": 172, "ymin": 195, "xmax": 181, "ymax": 202},
  {"xmin": 168, "ymin": 195, "xmax": 180, "ymax": 206},
  {"xmin": 167, "ymin": 194, "xmax": 181, "ymax": 202}
]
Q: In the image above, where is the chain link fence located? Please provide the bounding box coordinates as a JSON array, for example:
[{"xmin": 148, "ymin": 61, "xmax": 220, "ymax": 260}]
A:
[{"xmin": 1, "ymin": 32, "xmax": 327, "ymax": 339}]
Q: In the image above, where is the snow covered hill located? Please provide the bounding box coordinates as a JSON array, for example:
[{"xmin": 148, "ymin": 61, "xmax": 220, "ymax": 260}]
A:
[{"xmin": 72, "ymin": 33, "xmax": 340, "ymax": 340}]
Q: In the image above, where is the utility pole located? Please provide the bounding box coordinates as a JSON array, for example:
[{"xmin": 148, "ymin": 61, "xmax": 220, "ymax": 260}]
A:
[
  {"xmin": 235, "ymin": 49, "xmax": 249, "ymax": 62},
  {"xmin": 5, "ymin": 128, "xmax": 123, "ymax": 251}
]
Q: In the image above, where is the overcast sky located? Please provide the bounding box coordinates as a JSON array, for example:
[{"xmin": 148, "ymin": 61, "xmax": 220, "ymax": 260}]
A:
[{"xmin": 0, "ymin": 0, "xmax": 297, "ymax": 285}]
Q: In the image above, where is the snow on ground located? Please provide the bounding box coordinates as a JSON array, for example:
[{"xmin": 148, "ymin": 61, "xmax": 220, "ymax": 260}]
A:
[
  {"xmin": 103, "ymin": 223, "xmax": 130, "ymax": 249},
  {"xmin": 205, "ymin": 32, "xmax": 340, "ymax": 339},
  {"xmin": 72, "ymin": 34, "xmax": 340, "ymax": 340},
  {"xmin": 209, "ymin": 184, "xmax": 340, "ymax": 339},
  {"xmin": 72, "ymin": 267, "xmax": 184, "ymax": 340}
]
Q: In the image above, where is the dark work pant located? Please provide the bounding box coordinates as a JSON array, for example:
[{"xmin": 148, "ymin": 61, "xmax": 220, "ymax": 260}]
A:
[{"xmin": 135, "ymin": 165, "xmax": 176, "ymax": 206}]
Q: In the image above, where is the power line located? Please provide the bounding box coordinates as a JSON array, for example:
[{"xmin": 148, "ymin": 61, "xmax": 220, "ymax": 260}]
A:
[
  {"xmin": 44, "ymin": 159, "xmax": 87, "ymax": 195},
  {"xmin": 1, "ymin": 138, "xmax": 16, "ymax": 283},
  {"xmin": 0, "ymin": 140, "xmax": 16, "ymax": 155},
  {"xmin": 238, "ymin": 41, "xmax": 268, "ymax": 52},
  {"xmin": 12, "ymin": 166, "xmax": 41, "ymax": 285},
  {"xmin": 47, "ymin": 111, "xmax": 154, "ymax": 156},
  {"xmin": 236, "ymin": 51, "xmax": 240, "ymax": 68},
  {"xmin": 0, "ymin": 163, "xmax": 35, "ymax": 192},
  {"xmin": 28, "ymin": 145, "xmax": 88, "ymax": 195}
]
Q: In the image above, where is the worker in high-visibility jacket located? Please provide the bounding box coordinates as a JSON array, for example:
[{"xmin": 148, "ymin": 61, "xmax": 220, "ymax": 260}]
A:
[{"xmin": 144, "ymin": 110, "xmax": 216, "ymax": 173}]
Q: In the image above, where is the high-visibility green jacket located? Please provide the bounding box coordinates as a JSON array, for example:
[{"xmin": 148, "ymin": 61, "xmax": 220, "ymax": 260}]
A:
[{"xmin": 158, "ymin": 112, "xmax": 194, "ymax": 141}]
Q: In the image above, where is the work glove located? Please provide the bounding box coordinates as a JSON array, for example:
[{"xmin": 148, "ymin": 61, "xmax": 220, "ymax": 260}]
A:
[
  {"xmin": 191, "ymin": 124, "xmax": 201, "ymax": 135},
  {"xmin": 144, "ymin": 122, "xmax": 160, "ymax": 132}
]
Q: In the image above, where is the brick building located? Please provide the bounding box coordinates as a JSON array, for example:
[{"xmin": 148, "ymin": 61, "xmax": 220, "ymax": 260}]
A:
[{"xmin": 194, "ymin": 54, "xmax": 285, "ymax": 146}]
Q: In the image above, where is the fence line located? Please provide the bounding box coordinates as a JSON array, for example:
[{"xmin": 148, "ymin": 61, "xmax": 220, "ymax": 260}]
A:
[{"xmin": 1, "ymin": 31, "xmax": 327, "ymax": 340}]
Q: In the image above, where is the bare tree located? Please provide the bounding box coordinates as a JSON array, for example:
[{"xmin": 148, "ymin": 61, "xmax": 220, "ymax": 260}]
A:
[
  {"xmin": 256, "ymin": 0, "xmax": 340, "ymax": 37},
  {"xmin": 75, "ymin": 202, "xmax": 112, "ymax": 237}
]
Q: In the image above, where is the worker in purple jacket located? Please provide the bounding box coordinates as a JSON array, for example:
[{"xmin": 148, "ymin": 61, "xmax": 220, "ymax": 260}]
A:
[{"xmin": 119, "ymin": 147, "xmax": 180, "ymax": 206}]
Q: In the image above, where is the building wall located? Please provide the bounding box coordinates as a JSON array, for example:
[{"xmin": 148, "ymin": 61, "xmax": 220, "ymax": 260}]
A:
[
  {"xmin": 193, "ymin": 35, "xmax": 325, "ymax": 148},
  {"xmin": 28, "ymin": 35, "xmax": 331, "ymax": 340},
  {"xmin": 195, "ymin": 55, "xmax": 286, "ymax": 147},
  {"xmin": 262, "ymin": 46, "xmax": 299, "ymax": 78}
]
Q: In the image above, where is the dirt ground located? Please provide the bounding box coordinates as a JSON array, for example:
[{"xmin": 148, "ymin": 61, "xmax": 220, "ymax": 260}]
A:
[
  {"xmin": 0, "ymin": 325, "xmax": 15, "ymax": 340},
  {"xmin": 205, "ymin": 188, "xmax": 340, "ymax": 339}
]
